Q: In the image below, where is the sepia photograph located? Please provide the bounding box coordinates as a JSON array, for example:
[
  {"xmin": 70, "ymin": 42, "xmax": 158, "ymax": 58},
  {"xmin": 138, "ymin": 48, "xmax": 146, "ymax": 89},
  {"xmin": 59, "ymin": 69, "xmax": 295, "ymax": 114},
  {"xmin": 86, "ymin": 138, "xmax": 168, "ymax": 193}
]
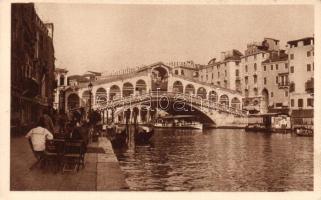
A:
[{"xmin": 2, "ymin": 0, "xmax": 317, "ymax": 195}]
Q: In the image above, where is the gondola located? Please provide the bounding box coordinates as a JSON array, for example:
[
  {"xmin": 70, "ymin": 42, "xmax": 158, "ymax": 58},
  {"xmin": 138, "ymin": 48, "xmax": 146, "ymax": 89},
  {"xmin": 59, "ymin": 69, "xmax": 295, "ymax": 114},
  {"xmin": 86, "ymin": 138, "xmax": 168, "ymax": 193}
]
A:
[
  {"xmin": 110, "ymin": 126, "xmax": 127, "ymax": 147},
  {"xmin": 134, "ymin": 126, "xmax": 154, "ymax": 144}
]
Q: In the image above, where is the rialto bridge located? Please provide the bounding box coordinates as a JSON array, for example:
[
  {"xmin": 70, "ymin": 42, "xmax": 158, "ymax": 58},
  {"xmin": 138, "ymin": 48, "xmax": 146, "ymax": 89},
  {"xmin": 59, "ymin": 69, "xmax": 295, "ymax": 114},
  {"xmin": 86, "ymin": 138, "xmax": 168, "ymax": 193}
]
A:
[{"xmin": 64, "ymin": 62, "xmax": 248, "ymax": 127}]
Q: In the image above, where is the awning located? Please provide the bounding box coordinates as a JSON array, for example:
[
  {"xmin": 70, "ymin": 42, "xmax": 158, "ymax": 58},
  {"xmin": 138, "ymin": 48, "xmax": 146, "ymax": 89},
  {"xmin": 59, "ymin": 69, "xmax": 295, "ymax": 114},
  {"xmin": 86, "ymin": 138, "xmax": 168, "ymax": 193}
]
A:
[{"xmin": 291, "ymin": 109, "xmax": 313, "ymax": 118}]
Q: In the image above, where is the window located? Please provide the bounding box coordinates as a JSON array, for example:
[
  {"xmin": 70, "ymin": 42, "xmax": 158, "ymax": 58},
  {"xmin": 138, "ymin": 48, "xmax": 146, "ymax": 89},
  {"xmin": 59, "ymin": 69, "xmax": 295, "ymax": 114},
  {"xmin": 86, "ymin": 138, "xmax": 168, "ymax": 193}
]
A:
[
  {"xmin": 225, "ymin": 70, "xmax": 227, "ymax": 76},
  {"xmin": 245, "ymin": 65, "xmax": 248, "ymax": 72},
  {"xmin": 271, "ymin": 65, "xmax": 273, "ymax": 70},
  {"xmin": 245, "ymin": 76, "xmax": 248, "ymax": 84},
  {"xmin": 254, "ymin": 63, "xmax": 257, "ymax": 71},
  {"xmin": 264, "ymin": 65, "xmax": 266, "ymax": 71},
  {"xmin": 291, "ymin": 99, "xmax": 295, "ymax": 107},
  {"xmin": 276, "ymin": 64, "xmax": 278, "ymax": 70},
  {"xmin": 298, "ymin": 99, "xmax": 303, "ymax": 108},
  {"xmin": 262, "ymin": 53, "xmax": 265, "ymax": 58},
  {"xmin": 235, "ymin": 69, "xmax": 239, "ymax": 76},
  {"xmin": 275, "ymin": 103, "xmax": 283, "ymax": 107},
  {"xmin": 271, "ymin": 92, "xmax": 274, "ymax": 97},
  {"xmin": 307, "ymin": 64, "xmax": 311, "ymax": 72},
  {"xmin": 285, "ymin": 63, "xmax": 288, "ymax": 69},
  {"xmin": 276, "ymin": 76, "xmax": 278, "ymax": 84},
  {"xmin": 206, "ymin": 75, "xmax": 208, "ymax": 80},
  {"xmin": 264, "ymin": 77, "xmax": 267, "ymax": 85},
  {"xmin": 307, "ymin": 51, "xmax": 311, "ymax": 57},
  {"xmin": 285, "ymin": 91, "xmax": 288, "ymax": 97},
  {"xmin": 254, "ymin": 88, "xmax": 258, "ymax": 96},
  {"xmin": 307, "ymin": 98, "xmax": 314, "ymax": 107},
  {"xmin": 290, "ymin": 66, "xmax": 294, "ymax": 73},
  {"xmin": 218, "ymin": 72, "xmax": 220, "ymax": 78},
  {"xmin": 253, "ymin": 75, "xmax": 257, "ymax": 84},
  {"xmin": 244, "ymin": 89, "xmax": 249, "ymax": 97},
  {"xmin": 212, "ymin": 73, "xmax": 214, "ymax": 79},
  {"xmin": 181, "ymin": 70, "xmax": 185, "ymax": 75},
  {"xmin": 290, "ymin": 54, "xmax": 294, "ymax": 60},
  {"xmin": 175, "ymin": 70, "xmax": 178, "ymax": 75}
]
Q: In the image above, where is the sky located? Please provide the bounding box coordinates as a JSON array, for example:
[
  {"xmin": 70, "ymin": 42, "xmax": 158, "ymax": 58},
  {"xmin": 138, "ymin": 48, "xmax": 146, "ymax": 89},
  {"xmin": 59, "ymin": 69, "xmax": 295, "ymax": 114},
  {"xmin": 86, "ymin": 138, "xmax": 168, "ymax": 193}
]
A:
[{"xmin": 35, "ymin": 4, "xmax": 314, "ymax": 76}]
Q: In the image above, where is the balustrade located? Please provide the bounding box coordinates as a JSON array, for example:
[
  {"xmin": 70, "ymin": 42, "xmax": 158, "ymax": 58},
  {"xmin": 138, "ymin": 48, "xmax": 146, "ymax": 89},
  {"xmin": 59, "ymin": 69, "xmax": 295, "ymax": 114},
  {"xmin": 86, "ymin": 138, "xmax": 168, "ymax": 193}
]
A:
[{"xmin": 100, "ymin": 91, "xmax": 247, "ymax": 116}]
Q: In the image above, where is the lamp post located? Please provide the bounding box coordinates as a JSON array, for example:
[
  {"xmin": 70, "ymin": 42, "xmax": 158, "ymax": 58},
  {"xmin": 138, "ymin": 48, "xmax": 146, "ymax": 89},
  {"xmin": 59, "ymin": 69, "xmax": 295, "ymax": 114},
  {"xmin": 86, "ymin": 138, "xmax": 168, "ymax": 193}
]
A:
[
  {"xmin": 59, "ymin": 85, "xmax": 66, "ymax": 113},
  {"xmin": 88, "ymin": 82, "xmax": 93, "ymax": 113}
]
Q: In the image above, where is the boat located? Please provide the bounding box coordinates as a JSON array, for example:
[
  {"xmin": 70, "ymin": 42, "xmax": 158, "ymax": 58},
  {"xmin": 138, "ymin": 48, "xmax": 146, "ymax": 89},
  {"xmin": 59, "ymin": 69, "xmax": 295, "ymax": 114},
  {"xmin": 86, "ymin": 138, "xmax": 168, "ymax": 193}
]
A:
[
  {"xmin": 153, "ymin": 115, "xmax": 203, "ymax": 130},
  {"xmin": 295, "ymin": 127, "xmax": 313, "ymax": 137},
  {"xmin": 109, "ymin": 125, "xmax": 127, "ymax": 147},
  {"xmin": 134, "ymin": 126, "xmax": 154, "ymax": 144}
]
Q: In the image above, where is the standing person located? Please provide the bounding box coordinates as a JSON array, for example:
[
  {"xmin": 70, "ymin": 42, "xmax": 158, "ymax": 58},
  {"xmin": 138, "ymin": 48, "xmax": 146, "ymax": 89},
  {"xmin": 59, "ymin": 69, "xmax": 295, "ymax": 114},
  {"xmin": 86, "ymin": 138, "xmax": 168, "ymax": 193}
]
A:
[
  {"xmin": 58, "ymin": 111, "xmax": 68, "ymax": 135},
  {"xmin": 25, "ymin": 117, "xmax": 54, "ymax": 157},
  {"xmin": 43, "ymin": 110, "xmax": 55, "ymax": 136}
]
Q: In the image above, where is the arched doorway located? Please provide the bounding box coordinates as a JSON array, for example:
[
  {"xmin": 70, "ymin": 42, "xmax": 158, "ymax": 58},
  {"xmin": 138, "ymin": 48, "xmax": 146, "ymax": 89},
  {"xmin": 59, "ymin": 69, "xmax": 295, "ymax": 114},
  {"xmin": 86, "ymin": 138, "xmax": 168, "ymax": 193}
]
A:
[
  {"xmin": 219, "ymin": 95, "xmax": 229, "ymax": 107},
  {"xmin": 110, "ymin": 85, "xmax": 121, "ymax": 100},
  {"xmin": 123, "ymin": 82, "xmax": 134, "ymax": 97},
  {"xmin": 231, "ymin": 97, "xmax": 241, "ymax": 109},
  {"xmin": 173, "ymin": 81, "xmax": 184, "ymax": 93},
  {"xmin": 197, "ymin": 87, "xmax": 207, "ymax": 99},
  {"xmin": 151, "ymin": 66, "xmax": 168, "ymax": 91},
  {"xmin": 185, "ymin": 84, "xmax": 195, "ymax": 95},
  {"xmin": 136, "ymin": 80, "xmax": 147, "ymax": 95},
  {"xmin": 208, "ymin": 90, "xmax": 218, "ymax": 102},
  {"xmin": 67, "ymin": 93, "xmax": 80, "ymax": 110},
  {"xmin": 261, "ymin": 88, "xmax": 269, "ymax": 113}
]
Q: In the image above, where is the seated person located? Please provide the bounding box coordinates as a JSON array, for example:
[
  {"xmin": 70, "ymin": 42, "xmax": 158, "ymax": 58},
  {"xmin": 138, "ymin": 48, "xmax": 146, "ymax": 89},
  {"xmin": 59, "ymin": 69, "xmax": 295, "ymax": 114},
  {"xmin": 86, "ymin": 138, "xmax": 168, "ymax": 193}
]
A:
[{"xmin": 25, "ymin": 117, "xmax": 54, "ymax": 158}]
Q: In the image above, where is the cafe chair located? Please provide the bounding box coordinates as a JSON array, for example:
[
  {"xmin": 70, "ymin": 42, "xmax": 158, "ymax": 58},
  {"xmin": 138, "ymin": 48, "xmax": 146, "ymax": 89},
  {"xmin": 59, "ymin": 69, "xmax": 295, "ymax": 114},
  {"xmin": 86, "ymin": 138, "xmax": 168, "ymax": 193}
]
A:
[
  {"xmin": 62, "ymin": 140, "xmax": 85, "ymax": 173},
  {"xmin": 43, "ymin": 139, "xmax": 65, "ymax": 173}
]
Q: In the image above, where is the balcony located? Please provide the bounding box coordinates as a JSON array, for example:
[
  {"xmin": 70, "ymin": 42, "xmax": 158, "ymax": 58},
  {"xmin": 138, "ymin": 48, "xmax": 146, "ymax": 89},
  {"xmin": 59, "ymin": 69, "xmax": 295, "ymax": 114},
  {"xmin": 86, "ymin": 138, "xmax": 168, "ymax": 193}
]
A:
[
  {"xmin": 278, "ymin": 81, "xmax": 290, "ymax": 89},
  {"xmin": 305, "ymin": 78, "xmax": 314, "ymax": 93}
]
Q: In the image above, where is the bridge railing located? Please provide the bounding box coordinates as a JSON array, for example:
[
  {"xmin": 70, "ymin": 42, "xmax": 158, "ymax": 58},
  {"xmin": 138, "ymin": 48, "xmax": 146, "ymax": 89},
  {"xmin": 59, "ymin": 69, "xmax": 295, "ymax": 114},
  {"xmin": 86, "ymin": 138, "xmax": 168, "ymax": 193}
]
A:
[{"xmin": 100, "ymin": 91, "xmax": 248, "ymax": 116}]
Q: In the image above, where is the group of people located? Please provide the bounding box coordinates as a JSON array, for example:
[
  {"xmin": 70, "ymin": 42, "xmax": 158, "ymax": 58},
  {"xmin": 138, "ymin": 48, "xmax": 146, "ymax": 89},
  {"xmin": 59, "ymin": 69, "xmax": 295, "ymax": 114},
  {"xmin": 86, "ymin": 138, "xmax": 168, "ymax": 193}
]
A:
[{"xmin": 25, "ymin": 109, "xmax": 94, "ymax": 158}]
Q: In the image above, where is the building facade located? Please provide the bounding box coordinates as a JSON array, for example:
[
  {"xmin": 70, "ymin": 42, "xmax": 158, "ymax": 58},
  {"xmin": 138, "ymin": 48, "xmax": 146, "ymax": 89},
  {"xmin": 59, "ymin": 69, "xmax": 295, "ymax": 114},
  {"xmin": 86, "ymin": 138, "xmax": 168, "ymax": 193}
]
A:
[
  {"xmin": 240, "ymin": 38, "xmax": 280, "ymax": 113},
  {"xmin": 199, "ymin": 49, "xmax": 243, "ymax": 91},
  {"xmin": 11, "ymin": 3, "xmax": 55, "ymax": 134},
  {"xmin": 261, "ymin": 50, "xmax": 289, "ymax": 114},
  {"xmin": 287, "ymin": 37, "xmax": 314, "ymax": 111},
  {"xmin": 53, "ymin": 68, "xmax": 68, "ymax": 111}
]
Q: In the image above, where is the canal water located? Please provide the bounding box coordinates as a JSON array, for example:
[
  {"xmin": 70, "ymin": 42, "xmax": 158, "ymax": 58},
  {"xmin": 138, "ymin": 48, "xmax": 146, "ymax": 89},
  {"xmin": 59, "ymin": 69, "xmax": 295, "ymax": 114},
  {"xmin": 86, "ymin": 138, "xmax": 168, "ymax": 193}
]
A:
[{"xmin": 113, "ymin": 128, "xmax": 313, "ymax": 191}]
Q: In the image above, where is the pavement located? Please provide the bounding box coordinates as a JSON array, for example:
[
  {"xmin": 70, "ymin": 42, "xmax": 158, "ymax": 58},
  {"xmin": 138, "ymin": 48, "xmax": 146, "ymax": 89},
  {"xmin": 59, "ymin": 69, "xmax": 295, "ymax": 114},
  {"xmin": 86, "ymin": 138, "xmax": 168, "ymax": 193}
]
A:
[{"xmin": 10, "ymin": 136, "xmax": 129, "ymax": 191}]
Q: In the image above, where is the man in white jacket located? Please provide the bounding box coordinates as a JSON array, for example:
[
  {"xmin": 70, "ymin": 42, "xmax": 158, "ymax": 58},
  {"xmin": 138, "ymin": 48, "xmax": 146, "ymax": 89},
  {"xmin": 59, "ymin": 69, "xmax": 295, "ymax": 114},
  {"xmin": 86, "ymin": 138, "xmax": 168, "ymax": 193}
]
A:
[{"xmin": 25, "ymin": 117, "xmax": 54, "ymax": 157}]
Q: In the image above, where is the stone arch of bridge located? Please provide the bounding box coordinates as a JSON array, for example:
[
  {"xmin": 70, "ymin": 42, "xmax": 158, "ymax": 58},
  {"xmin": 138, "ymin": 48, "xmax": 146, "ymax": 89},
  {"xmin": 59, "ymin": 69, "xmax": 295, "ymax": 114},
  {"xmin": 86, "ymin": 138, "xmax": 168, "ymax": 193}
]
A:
[{"xmin": 95, "ymin": 87, "xmax": 107, "ymax": 105}]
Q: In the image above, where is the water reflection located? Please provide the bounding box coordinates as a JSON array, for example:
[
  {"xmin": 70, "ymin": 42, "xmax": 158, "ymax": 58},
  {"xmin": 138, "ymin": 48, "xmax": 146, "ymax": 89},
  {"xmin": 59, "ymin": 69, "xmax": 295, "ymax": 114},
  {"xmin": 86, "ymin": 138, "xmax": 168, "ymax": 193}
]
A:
[{"xmin": 114, "ymin": 128, "xmax": 313, "ymax": 191}]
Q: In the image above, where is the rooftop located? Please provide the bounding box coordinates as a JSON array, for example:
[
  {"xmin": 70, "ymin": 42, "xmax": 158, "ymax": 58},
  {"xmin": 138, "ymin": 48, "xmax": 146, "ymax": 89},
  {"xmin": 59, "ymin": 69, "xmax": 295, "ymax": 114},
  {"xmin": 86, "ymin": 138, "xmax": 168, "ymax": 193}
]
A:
[
  {"xmin": 262, "ymin": 50, "xmax": 288, "ymax": 64},
  {"xmin": 287, "ymin": 37, "xmax": 314, "ymax": 45},
  {"xmin": 55, "ymin": 68, "xmax": 68, "ymax": 73}
]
